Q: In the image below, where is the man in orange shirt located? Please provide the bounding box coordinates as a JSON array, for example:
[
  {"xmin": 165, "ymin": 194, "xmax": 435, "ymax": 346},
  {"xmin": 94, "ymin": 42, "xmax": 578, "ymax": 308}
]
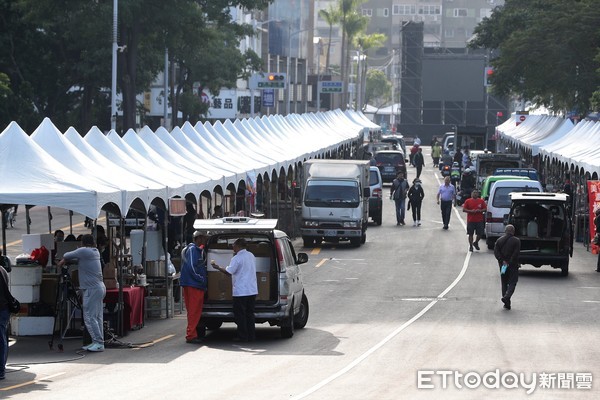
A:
[{"xmin": 463, "ymin": 189, "xmax": 487, "ymax": 251}]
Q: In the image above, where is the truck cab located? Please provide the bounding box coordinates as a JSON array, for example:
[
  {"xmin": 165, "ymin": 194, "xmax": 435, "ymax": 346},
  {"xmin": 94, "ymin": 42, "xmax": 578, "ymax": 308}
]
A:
[{"xmin": 296, "ymin": 159, "xmax": 370, "ymax": 247}]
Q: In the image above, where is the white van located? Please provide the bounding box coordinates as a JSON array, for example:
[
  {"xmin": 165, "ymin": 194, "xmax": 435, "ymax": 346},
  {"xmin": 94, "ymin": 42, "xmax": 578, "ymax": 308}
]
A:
[{"xmin": 484, "ymin": 179, "xmax": 543, "ymax": 249}]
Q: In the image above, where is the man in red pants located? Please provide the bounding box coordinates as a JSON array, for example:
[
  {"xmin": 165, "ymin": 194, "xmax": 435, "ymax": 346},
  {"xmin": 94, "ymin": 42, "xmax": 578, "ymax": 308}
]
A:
[{"xmin": 180, "ymin": 231, "xmax": 208, "ymax": 344}]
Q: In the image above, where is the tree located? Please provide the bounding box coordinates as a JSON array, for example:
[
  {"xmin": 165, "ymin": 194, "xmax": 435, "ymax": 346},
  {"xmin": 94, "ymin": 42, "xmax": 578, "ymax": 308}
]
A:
[
  {"xmin": 318, "ymin": 6, "xmax": 339, "ymax": 74},
  {"xmin": 365, "ymin": 69, "xmax": 391, "ymax": 109},
  {"xmin": 469, "ymin": 0, "xmax": 600, "ymax": 115},
  {"xmin": 355, "ymin": 32, "xmax": 386, "ymax": 111}
]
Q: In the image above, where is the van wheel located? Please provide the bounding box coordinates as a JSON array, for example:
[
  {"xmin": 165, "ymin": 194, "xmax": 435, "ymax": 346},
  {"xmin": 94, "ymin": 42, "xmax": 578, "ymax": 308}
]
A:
[
  {"xmin": 486, "ymin": 237, "xmax": 496, "ymax": 250},
  {"xmin": 205, "ymin": 321, "xmax": 222, "ymax": 331},
  {"xmin": 302, "ymin": 237, "xmax": 313, "ymax": 247},
  {"xmin": 350, "ymin": 237, "xmax": 361, "ymax": 247},
  {"xmin": 293, "ymin": 293, "xmax": 309, "ymax": 329},
  {"xmin": 560, "ymin": 259, "xmax": 569, "ymax": 276},
  {"xmin": 361, "ymin": 232, "xmax": 367, "ymax": 244},
  {"xmin": 281, "ymin": 305, "xmax": 295, "ymax": 339}
]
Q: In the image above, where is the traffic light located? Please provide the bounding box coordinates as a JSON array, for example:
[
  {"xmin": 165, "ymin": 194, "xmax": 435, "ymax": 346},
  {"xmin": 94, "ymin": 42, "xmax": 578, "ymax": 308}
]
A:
[
  {"xmin": 484, "ymin": 67, "xmax": 494, "ymax": 87},
  {"xmin": 268, "ymin": 74, "xmax": 285, "ymax": 82},
  {"xmin": 250, "ymin": 72, "xmax": 287, "ymax": 89}
]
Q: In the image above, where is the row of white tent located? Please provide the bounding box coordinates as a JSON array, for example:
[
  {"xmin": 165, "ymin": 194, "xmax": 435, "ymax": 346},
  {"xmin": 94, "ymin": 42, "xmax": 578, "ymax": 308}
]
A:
[
  {"xmin": 0, "ymin": 110, "xmax": 380, "ymax": 219},
  {"xmin": 497, "ymin": 114, "xmax": 600, "ymax": 177}
]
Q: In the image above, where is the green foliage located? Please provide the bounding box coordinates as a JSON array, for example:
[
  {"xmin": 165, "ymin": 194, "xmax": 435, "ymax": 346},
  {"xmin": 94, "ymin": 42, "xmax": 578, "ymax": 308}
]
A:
[
  {"xmin": 365, "ymin": 69, "xmax": 391, "ymax": 107},
  {"xmin": 0, "ymin": 0, "xmax": 271, "ymax": 132},
  {"xmin": 469, "ymin": 0, "xmax": 600, "ymax": 115}
]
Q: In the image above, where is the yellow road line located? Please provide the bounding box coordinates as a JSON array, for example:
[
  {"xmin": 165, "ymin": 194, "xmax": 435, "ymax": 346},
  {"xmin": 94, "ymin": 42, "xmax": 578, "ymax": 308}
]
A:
[
  {"xmin": 133, "ymin": 334, "xmax": 176, "ymax": 350},
  {"xmin": 310, "ymin": 248, "xmax": 321, "ymax": 255},
  {"xmin": 315, "ymin": 258, "xmax": 328, "ymax": 268},
  {"xmin": 0, "ymin": 372, "xmax": 66, "ymax": 391}
]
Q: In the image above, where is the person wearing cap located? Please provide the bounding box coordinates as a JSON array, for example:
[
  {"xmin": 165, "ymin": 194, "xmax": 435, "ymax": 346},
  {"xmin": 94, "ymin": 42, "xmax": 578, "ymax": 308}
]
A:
[
  {"xmin": 407, "ymin": 178, "xmax": 425, "ymax": 226},
  {"xmin": 180, "ymin": 231, "xmax": 208, "ymax": 344},
  {"xmin": 494, "ymin": 224, "xmax": 521, "ymax": 310},
  {"xmin": 58, "ymin": 234, "xmax": 106, "ymax": 352}
]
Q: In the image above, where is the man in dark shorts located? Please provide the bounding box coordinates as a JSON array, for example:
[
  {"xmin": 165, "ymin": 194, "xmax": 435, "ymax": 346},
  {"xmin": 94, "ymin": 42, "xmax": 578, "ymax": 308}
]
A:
[{"xmin": 462, "ymin": 189, "xmax": 487, "ymax": 251}]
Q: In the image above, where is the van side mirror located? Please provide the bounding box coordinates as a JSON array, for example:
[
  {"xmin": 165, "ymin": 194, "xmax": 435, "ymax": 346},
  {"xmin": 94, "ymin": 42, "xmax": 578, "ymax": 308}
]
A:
[
  {"xmin": 293, "ymin": 187, "xmax": 301, "ymax": 198},
  {"xmin": 297, "ymin": 252, "xmax": 309, "ymax": 265}
]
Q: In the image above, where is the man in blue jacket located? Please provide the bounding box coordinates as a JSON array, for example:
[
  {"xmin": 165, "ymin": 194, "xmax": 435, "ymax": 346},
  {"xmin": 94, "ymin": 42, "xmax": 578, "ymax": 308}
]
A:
[{"xmin": 180, "ymin": 231, "xmax": 208, "ymax": 344}]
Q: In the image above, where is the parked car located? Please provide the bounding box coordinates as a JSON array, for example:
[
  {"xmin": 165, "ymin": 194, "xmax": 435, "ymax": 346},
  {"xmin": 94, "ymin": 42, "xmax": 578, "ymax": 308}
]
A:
[
  {"xmin": 485, "ymin": 179, "xmax": 543, "ymax": 249},
  {"xmin": 369, "ymin": 166, "xmax": 383, "ymax": 225},
  {"xmin": 380, "ymin": 135, "xmax": 407, "ymax": 160},
  {"xmin": 480, "ymin": 175, "xmax": 532, "ymax": 201},
  {"xmin": 506, "ymin": 192, "xmax": 573, "ymax": 276},
  {"xmin": 194, "ymin": 217, "xmax": 309, "ymax": 338},
  {"xmin": 374, "ymin": 150, "xmax": 407, "ymax": 183}
]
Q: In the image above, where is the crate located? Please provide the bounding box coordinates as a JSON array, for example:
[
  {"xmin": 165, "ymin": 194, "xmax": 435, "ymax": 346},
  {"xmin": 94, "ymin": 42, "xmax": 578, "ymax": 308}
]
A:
[{"xmin": 145, "ymin": 296, "xmax": 174, "ymax": 319}]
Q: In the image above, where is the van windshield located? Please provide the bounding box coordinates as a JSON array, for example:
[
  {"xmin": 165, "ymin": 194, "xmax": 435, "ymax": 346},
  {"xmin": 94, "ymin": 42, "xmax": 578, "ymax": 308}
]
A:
[
  {"xmin": 305, "ymin": 181, "xmax": 360, "ymax": 208},
  {"xmin": 493, "ymin": 187, "xmax": 540, "ymax": 208}
]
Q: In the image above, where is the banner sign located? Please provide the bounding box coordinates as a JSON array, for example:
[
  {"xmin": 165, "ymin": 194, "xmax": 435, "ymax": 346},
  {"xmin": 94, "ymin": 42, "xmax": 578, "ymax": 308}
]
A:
[{"xmin": 587, "ymin": 180, "xmax": 600, "ymax": 252}]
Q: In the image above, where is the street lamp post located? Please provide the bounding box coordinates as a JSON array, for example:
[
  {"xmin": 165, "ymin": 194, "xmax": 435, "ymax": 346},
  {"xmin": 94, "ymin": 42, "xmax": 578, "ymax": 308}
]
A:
[
  {"xmin": 111, "ymin": 0, "xmax": 118, "ymax": 131},
  {"xmin": 286, "ymin": 27, "xmax": 311, "ymax": 115}
]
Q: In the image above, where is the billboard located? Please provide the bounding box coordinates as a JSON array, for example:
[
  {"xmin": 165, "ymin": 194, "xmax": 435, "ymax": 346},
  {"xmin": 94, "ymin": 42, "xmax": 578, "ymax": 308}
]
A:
[{"xmin": 422, "ymin": 57, "xmax": 486, "ymax": 102}]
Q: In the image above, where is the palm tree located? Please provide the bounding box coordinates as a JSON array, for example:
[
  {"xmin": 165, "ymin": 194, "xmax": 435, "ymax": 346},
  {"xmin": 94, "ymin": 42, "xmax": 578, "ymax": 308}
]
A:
[
  {"xmin": 318, "ymin": 6, "xmax": 339, "ymax": 74},
  {"xmin": 341, "ymin": 11, "xmax": 367, "ymax": 109},
  {"xmin": 355, "ymin": 33, "xmax": 386, "ymax": 111}
]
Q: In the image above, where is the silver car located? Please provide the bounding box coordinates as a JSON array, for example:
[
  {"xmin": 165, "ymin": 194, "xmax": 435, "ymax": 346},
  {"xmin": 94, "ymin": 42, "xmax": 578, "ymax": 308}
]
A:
[{"xmin": 193, "ymin": 217, "xmax": 309, "ymax": 338}]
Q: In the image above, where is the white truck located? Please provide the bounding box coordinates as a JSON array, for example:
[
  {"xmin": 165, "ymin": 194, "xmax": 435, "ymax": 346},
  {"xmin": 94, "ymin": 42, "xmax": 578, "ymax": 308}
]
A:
[{"xmin": 296, "ymin": 159, "xmax": 370, "ymax": 247}]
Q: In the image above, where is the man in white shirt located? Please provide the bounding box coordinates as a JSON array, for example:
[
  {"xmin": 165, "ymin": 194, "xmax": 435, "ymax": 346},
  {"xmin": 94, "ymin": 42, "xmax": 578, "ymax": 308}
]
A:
[{"xmin": 211, "ymin": 238, "xmax": 258, "ymax": 342}]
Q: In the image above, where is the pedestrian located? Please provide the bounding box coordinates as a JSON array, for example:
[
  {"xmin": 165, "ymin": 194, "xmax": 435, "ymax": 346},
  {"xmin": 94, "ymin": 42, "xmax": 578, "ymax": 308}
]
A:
[
  {"xmin": 436, "ymin": 176, "xmax": 456, "ymax": 230},
  {"xmin": 409, "ymin": 144, "xmax": 419, "ymax": 166},
  {"xmin": 413, "ymin": 147, "xmax": 425, "ymax": 179},
  {"xmin": 407, "ymin": 178, "xmax": 425, "ymax": 226},
  {"xmin": 462, "ymin": 147, "xmax": 470, "ymax": 169},
  {"xmin": 211, "ymin": 238, "xmax": 258, "ymax": 342},
  {"xmin": 463, "ymin": 189, "xmax": 487, "ymax": 251},
  {"xmin": 0, "ymin": 261, "xmax": 11, "ymax": 379},
  {"xmin": 180, "ymin": 231, "xmax": 208, "ymax": 344},
  {"xmin": 431, "ymin": 141, "xmax": 442, "ymax": 167},
  {"xmin": 390, "ymin": 172, "xmax": 410, "ymax": 226},
  {"xmin": 494, "ymin": 224, "xmax": 521, "ymax": 310},
  {"xmin": 57, "ymin": 234, "xmax": 106, "ymax": 352},
  {"xmin": 594, "ymin": 208, "xmax": 600, "ymax": 272}
]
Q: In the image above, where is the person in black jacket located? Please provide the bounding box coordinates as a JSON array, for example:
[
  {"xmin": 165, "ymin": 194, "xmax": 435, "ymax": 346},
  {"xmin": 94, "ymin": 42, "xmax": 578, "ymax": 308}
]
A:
[
  {"xmin": 407, "ymin": 178, "xmax": 425, "ymax": 226},
  {"xmin": 413, "ymin": 148, "xmax": 425, "ymax": 178},
  {"xmin": 494, "ymin": 224, "xmax": 521, "ymax": 310}
]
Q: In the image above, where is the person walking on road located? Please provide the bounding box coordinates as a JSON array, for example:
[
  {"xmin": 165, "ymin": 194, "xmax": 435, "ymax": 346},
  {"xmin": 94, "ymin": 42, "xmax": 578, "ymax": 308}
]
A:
[
  {"xmin": 413, "ymin": 148, "xmax": 425, "ymax": 179},
  {"xmin": 180, "ymin": 231, "xmax": 208, "ymax": 344},
  {"xmin": 431, "ymin": 141, "xmax": 442, "ymax": 167},
  {"xmin": 390, "ymin": 172, "xmax": 410, "ymax": 226},
  {"xmin": 211, "ymin": 238, "xmax": 258, "ymax": 342},
  {"xmin": 436, "ymin": 176, "xmax": 456, "ymax": 230},
  {"xmin": 407, "ymin": 178, "xmax": 425, "ymax": 226},
  {"xmin": 494, "ymin": 224, "xmax": 521, "ymax": 310},
  {"xmin": 463, "ymin": 189, "xmax": 487, "ymax": 251}
]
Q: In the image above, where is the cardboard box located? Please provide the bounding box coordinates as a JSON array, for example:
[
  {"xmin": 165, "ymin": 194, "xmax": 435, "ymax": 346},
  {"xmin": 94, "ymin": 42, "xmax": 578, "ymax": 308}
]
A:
[
  {"xmin": 10, "ymin": 316, "xmax": 54, "ymax": 336},
  {"xmin": 256, "ymin": 272, "xmax": 271, "ymax": 301},
  {"xmin": 104, "ymin": 278, "xmax": 118, "ymax": 289},
  {"xmin": 207, "ymin": 271, "xmax": 232, "ymax": 300}
]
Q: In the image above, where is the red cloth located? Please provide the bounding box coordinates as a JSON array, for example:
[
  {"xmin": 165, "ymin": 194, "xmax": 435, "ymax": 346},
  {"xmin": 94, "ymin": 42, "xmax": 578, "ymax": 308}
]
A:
[
  {"xmin": 104, "ymin": 286, "xmax": 145, "ymax": 331},
  {"xmin": 183, "ymin": 286, "xmax": 205, "ymax": 341},
  {"xmin": 463, "ymin": 197, "xmax": 487, "ymax": 223}
]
